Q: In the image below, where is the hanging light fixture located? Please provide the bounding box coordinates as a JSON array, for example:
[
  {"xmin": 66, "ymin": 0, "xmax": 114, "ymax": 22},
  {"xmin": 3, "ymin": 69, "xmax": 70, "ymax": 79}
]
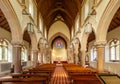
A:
[
  {"xmin": 40, "ymin": 38, "xmax": 44, "ymax": 44},
  {"xmin": 45, "ymin": 44, "xmax": 49, "ymax": 48},
  {"xmin": 27, "ymin": 23, "xmax": 34, "ymax": 34},
  {"xmin": 84, "ymin": 23, "xmax": 92, "ymax": 34},
  {"xmin": 69, "ymin": 44, "xmax": 73, "ymax": 48},
  {"xmin": 74, "ymin": 38, "xmax": 78, "ymax": 44}
]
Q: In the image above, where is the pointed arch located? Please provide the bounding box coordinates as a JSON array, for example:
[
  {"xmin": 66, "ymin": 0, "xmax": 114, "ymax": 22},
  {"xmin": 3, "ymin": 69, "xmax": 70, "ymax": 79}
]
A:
[
  {"xmin": 0, "ymin": 0, "xmax": 22, "ymax": 43},
  {"xmin": 49, "ymin": 32, "xmax": 70, "ymax": 49},
  {"xmin": 96, "ymin": 0, "xmax": 120, "ymax": 42}
]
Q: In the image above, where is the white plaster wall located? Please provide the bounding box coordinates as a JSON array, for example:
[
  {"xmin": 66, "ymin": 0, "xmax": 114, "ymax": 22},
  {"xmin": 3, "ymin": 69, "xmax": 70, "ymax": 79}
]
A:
[
  {"xmin": 51, "ymin": 39, "xmax": 67, "ymax": 63},
  {"xmin": 0, "ymin": 27, "xmax": 12, "ymax": 42},
  {"xmin": 95, "ymin": 0, "xmax": 110, "ymax": 25},
  {"xmin": 9, "ymin": 0, "xmax": 37, "ymax": 27},
  {"xmin": 52, "ymin": 48, "xmax": 67, "ymax": 62},
  {"xmin": 104, "ymin": 62, "xmax": 120, "ymax": 76},
  {"xmin": 107, "ymin": 27, "xmax": 120, "ymax": 41},
  {"xmin": 48, "ymin": 21, "xmax": 70, "ymax": 41},
  {"xmin": 9, "ymin": 0, "xmax": 22, "ymax": 26}
]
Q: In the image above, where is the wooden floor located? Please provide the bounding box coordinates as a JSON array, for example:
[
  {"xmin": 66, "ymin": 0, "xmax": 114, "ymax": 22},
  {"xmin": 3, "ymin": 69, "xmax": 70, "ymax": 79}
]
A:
[{"xmin": 49, "ymin": 65, "xmax": 70, "ymax": 84}]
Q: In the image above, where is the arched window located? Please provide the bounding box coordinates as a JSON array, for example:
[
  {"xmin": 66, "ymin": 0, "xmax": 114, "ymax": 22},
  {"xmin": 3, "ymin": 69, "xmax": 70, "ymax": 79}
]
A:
[
  {"xmin": 55, "ymin": 40, "xmax": 64, "ymax": 49},
  {"xmin": 109, "ymin": 39, "xmax": 120, "ymax": 62},
  {"xmin": 90, "ymin": 46, "xmax": 97, "ymax": 61},
  {"xmin": 21, "ymin": 46, "xmax": 27, "ymax": 61},
  {"xmin": 0, "ymin": 39, "xmax": 8, "ymax": 61}
]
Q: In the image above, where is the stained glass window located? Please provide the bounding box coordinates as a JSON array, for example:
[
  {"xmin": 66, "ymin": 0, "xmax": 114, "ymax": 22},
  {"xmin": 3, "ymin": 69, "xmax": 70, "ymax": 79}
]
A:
[{"xmin": 55, "ymin": 40, "xmax": 63, "ymax": 48}]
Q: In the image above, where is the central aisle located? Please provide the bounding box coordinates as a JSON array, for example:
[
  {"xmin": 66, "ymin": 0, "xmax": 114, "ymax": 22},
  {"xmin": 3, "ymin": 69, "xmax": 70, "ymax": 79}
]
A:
[{"xmin": 49, "ymin": 65, "xmax": 70, "ymax": 84}]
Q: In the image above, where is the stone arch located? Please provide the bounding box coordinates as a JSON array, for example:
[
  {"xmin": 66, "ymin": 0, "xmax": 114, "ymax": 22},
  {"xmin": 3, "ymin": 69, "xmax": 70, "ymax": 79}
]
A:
[
  {"xmin": 48, "ymin": 20, "xmax": 70, "ymax": 41},
  {"xmin": 96, "ymin": 0, "xmax": 120, "ymax": 42},
  {"xmin": 23, "ymin": 25, "xmax": 38, "ymax": 51},
  {"xmin": 0, "ymin": 0, "xmax": 22, "ymax": 43},
  {"xmin": 49, "ymin": 32, "xmax": 70, "ymax": 48}
]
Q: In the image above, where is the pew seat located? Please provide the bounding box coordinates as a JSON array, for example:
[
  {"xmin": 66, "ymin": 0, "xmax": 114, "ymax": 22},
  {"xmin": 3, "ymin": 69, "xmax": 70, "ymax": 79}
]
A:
[
  {"xmin": 11, "ymin": 73, "xmax": 50, "ymax": 78},
  {"xmin": 0, "ymin": 77, "xmax": 47, "ymax": 84}
]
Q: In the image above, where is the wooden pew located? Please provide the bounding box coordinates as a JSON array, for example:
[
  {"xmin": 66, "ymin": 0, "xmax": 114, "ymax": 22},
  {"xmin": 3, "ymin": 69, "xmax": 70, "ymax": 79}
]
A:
[
  {"xmin": 0, "ymin": 77, "xmax": 47, "ymax": 84},
  {"xmin": 23, "ymin": 64, "xmax": 56, "ymax": 75},
  {"xmin": 11, "ymin": 73, "xmax": 50, "ymax": 82},
  {"xmin": 11, "ymin": 73, "xmax": 50, "ymax": 78},
  {"xmin": 63, "ymin": 64, "xmax": 102, "ymax": 84},
  {"xmin": 18, "ymin": 64, "xmax": 56, "ymax": 83},
  {"xmin": 69, "ymin": 74, "xmax": 102, "ymax": 84}
]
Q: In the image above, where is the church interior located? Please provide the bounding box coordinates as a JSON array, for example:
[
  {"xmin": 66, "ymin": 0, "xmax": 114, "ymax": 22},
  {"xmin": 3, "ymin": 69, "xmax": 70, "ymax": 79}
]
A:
[{"xmin": 0, "ymin": 0, "xmax": 120, "ymax": 84}]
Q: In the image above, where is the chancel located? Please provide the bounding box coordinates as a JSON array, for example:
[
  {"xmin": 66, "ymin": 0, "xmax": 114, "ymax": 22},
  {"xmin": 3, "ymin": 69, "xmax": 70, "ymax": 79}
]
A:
[{"xmin": 0, "ymin": 0, "xmax": 120, "ymax": 84}]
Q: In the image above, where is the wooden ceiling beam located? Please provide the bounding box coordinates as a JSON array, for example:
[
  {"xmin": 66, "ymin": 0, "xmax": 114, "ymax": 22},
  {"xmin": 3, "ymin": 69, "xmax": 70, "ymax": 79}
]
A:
[{"xmin": 0, "ymin": 19, "xmax": 7, "ymax": 26}]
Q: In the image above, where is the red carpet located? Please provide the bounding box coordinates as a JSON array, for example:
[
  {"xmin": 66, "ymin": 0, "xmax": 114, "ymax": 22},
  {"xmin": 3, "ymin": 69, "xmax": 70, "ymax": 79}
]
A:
[{"xmin": 49, "ymin": 65, "xmax": 70, "ymax": 84}]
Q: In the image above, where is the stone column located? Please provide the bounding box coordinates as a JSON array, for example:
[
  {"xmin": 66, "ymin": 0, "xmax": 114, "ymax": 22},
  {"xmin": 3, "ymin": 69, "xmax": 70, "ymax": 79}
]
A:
[
  {"xmin": 40, "ymin": 44, "xmax": 44, "ymax": 64},
  {"xmin": 96, "ymin": 43, "xmax": 105, "ymax": 72},
  {"xmin": 12, "ymin": 43, "xmax": 22, "ymax": 73},
  {"xmin": 73, "ymin": 53, "xmax": 76, "ymax": 64},
  {"xmin": 41, "ymin": 51, "xmax": 44, "ymax": 64},
  {"xmin": 74, "ymin": 44, "xmax": 79, "ymax": 64},
  {"xmin": 81, "ymin": 50, "xmax": 86, "ymax": 67},
  {"xmin": 47, "ymin": 49, "xmax": 51, "ymax": 63},
  {"xmin": 74, "ymin": 54, "xmax": 78, "ymax": 64},
  {"xmin": 50, "ymin": 49, "xmax": 52, "ymax": 64},
  {"xmin": 32, "ymin": 50, "xmax": 38, "ymax": 67},
  {"xmin": 67, "ymin": 48, "xmax": 70, "ymax": 63}
]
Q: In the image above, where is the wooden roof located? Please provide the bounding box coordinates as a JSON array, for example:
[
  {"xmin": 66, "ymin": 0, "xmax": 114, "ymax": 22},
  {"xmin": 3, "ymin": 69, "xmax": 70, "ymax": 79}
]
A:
[
  {"xmin": 36, "ymin": 0, "xmax": 83, "ymax": 31},
  {"xmin": 0, "ymin": 3, "xmax": 120, "ymax": 44},
  {"xmin": 108, "ymin": 7, "xmax": 120, "ymax": 32},
  {"xmin": 0, "ymin": 9, "xmax": 10, "ymax": 32}
]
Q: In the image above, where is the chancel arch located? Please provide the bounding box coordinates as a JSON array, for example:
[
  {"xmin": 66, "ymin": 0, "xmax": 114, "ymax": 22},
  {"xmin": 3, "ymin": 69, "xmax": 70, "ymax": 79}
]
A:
[
  {"xmin": 49, "ymin": 32, "xmax": 70, "ymax": 48},
  {"xmin": 51, "ymin": 36, "xmax": 67, "ymax": 64},
  {"xmin": 48, "ymin": 21, "xmax": 70, "ymax": 41}
]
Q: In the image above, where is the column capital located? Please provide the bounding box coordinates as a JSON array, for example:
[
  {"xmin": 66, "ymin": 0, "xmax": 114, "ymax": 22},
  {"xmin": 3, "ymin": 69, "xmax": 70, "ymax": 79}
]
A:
[
  {"xmin": 32, "ymin": 49, "xmax": 38, "ymax": 52},
  {"xmin": 11, "ymin": 41, "xmax": 23, "ymax": 47},
  {"xmin": 94, "ymin": 41, "xmax": 107, "ymax": 47}
]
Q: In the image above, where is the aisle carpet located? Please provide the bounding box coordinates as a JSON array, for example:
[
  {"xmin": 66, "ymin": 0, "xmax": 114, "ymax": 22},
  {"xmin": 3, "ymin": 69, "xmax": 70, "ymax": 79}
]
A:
[{"xmin": 49, "ymin": 66, "xmax": 70, "ymax": 84}]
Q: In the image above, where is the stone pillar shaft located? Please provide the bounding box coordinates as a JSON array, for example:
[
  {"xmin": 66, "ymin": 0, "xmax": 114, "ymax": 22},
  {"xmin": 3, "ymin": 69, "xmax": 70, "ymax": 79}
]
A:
[
  {"xmin": 81, "ymin": 50, "xmax": 86, "ymax": 67},
  {"xmin": 96, "ymin": 44, "xmax": 105, "ymax": 72},
  {"xmin": 33, "ymin": 50, "xmax": 38, "ymax": 67},
  {"xmin": 12, "ymin": 43, "xmax": 22, "ymax": 73},
  {"xmin": 49, "ymin": 50, "xmax": 52, "ymax": 64}
]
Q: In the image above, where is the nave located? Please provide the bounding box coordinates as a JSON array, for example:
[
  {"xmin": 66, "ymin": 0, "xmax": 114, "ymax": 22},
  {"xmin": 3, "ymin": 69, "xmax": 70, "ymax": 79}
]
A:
[{"xmin": 1, "ymin": 63, "xmax": 120, "ymax": 84}]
